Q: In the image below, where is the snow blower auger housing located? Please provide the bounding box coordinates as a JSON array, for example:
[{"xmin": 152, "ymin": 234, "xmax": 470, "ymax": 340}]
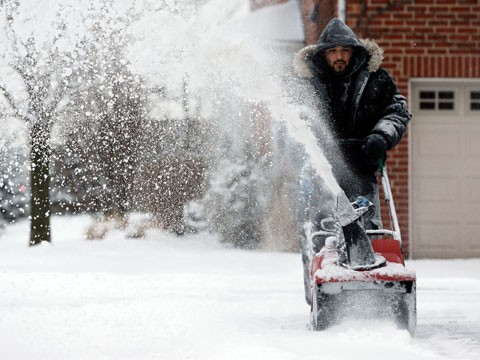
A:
[{"xmin": 308, "ymin": 166, "xmax": 416, "ymax": 335}]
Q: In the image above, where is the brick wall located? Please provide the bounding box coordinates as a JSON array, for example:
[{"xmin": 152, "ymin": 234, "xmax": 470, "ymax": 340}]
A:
[
  {"xmin": 346, "ymin": 0, "xmax": 480, "ymax": 91},
  {"xmin": 299, "ymin": 0, "xmax": 335, "ymax": 44}
]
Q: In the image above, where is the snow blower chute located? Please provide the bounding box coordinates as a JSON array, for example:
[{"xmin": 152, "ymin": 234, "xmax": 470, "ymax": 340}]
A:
[{"xmin": 305, "ymin": 164, "xmax": 416, "ymax": 335}]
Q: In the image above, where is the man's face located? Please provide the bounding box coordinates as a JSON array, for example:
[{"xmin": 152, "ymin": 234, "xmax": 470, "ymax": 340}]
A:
[{"xmin": 325, "ymin": 46, "xmax": 353, "ymax": 74}]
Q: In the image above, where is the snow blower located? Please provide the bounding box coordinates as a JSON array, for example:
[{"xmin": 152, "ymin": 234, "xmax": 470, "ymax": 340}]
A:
[{"xmin": 306, "ymin": 164, "xmax": 417, "ymax": 335}]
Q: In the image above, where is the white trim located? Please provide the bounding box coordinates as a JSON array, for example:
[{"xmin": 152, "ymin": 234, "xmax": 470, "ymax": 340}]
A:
[
  {"xmin": 408, "ymin": 79, "xmax": 413, "ymax": 258},
  {"xmin": 338, "ymin": 0, "xmax": 346, "ymax": 22}
]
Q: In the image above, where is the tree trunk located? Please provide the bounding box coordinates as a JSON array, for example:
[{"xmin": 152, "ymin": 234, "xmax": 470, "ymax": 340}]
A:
[{"xmin": 29, "ymin": 122, "xmax": 51, "ymax": 246}]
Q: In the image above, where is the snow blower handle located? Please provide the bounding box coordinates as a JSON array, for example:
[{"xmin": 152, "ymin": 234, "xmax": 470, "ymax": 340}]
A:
[{"xmin": 378, "ymin": 154, "xmax": 386, "ymax": 176}]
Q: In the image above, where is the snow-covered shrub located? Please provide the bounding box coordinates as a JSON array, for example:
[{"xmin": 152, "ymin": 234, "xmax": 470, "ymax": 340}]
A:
[{"xmin": 202, "ymin": 157, "xmax": 268, "ymax": 249}]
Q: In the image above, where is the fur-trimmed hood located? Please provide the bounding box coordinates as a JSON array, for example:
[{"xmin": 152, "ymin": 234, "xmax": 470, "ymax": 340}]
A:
[
  {"xmin": 293, "ymin": 36, "xmax": 384, "ymax": 79},
  {"xmin": 290, "ymin": 19, "xmax": 410, "ymax": 162}
]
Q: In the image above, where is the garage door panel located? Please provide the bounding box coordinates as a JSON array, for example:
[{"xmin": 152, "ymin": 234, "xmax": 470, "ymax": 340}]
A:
[
  {"xmin": 414, "ymin": 202, "xmax": 458, "ymax": 222},
  {"xmin": 466, "ymin": 177, "xmax": 480, "ymax": 202},
  {"xmin": 415, "ymin": 222, "xmax": 457, "ymax": 250},
  {"xmin": 414, "ymin": 130, "xmax": 460, "ymax": 158},
  {"xmin": 413, "ymin": 129, "xmax": 461, "ymax": 175},
  {"xmin": 463, "ymin": 203, "xmax": 480, "ymax": 223},
  {"xmin": 413, "ymin": 176, "xmax": 459, "ymax": 223},
  {"xmin": 462, "ymin": 209, "xmax": 480, "ymax": 223},
  {"xmin": 466, "ymin": 131, "xmax": 480, "ymax": 159},
  {"xmin": 467, "ymin": 224, "xmax": 480, "ymax": 251},
  {"xmin": 415, "ymin": 176, "xmax": 459, "ymax": 201}
]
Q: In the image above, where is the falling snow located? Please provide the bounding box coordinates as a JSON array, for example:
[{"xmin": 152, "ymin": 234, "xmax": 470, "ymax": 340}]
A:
[{"xmin": 1, "ymin": 1, "xmax": 479, "ymax": 359}]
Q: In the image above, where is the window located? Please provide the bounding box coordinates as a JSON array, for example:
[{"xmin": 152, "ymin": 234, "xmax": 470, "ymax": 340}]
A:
[
  {"xmin": 470, "ymin": 91, "xmax": 480, "ymax": 111},
  {"xmin": 419, "ymin": 90, "xmax": 455, "ymax": 111}
]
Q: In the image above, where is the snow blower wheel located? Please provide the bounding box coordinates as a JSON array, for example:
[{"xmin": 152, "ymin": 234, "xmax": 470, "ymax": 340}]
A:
[
  {"xmin": 310, "ymin": 285, "xmax": 337, "ymax": 331},
  {"xmin": 394, "ymin": 282, "xmax": 417, "ymax": 335}
]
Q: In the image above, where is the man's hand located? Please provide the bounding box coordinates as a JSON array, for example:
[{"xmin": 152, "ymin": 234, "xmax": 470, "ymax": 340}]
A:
[{"xmin": 362, "ymin": 134, "xmax": 388, "ymax": 164}]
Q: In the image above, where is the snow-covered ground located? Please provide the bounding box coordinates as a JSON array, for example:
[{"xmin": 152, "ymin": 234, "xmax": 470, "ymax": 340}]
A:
[{"xmin": 1, "ymin": 216, "xmax": 479, "ymax": 360}]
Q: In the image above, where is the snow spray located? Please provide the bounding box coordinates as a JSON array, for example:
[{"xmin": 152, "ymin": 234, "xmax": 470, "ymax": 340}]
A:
[
  {"xmin": 125, "ymin": 0, "xmax": 363, "ymax": 244},
  {"xmin": 126, "ymin": 1, "xmax": 341, "ymax": 193}
]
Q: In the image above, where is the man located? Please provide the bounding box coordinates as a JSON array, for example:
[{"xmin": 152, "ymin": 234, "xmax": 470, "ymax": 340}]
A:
[{"xmin": 293, "ymin": 18, "xmax": 411, "ymax": 304}]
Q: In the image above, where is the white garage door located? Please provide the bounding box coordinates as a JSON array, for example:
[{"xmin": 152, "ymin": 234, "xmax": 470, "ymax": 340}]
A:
[{"xmin": 411, "ymin": 80, "xmax": 480, "ymax": 258}]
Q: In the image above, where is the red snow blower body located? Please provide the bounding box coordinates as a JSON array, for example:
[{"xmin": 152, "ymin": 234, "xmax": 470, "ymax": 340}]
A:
[{"xmin": 308, "ymin": 166, "xmax": 417, "ymax": 335}]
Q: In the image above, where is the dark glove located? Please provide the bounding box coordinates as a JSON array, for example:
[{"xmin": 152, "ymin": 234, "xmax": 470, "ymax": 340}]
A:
[{"xmin": 362, "ymin": 134, "xmax": 388, "ymax": 165}]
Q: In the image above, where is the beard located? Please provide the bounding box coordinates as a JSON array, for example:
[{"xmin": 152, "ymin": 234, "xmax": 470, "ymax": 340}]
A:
[{"xmin": 332, "ymin": 61, "xmax": 348, "ymax": 73}]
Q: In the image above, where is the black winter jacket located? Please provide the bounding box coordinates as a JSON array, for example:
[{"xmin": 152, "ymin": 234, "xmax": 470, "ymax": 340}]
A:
[{"xmin": 294, "ymin": 19, "xmax": 411, "ymax": 174}]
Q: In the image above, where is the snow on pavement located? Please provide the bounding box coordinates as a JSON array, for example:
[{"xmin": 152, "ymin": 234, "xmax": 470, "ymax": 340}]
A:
[{"xmin": 1, "ymin": 215, "xmax": 479, "ymax": 360}]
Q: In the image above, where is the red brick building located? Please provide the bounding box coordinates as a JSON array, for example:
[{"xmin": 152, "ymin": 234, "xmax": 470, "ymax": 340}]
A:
[{"xmin": 255, "ymin": 0, "xmax": 480, "ymax": 258}]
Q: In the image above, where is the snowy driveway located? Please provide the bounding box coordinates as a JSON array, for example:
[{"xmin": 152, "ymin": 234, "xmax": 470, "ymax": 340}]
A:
[{"xmin": 1, "ymin": 216, "xmax": 479, "ymax": 360}]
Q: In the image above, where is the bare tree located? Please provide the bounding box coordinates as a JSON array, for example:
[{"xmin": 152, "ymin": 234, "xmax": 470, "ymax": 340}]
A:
[
  {"xmin": 0, "ymin": 1, "xmax": 73, "ymax": 245},
  {"xmin": 59, "ymin": 1, "xmax": 146, "ymax": 224}
]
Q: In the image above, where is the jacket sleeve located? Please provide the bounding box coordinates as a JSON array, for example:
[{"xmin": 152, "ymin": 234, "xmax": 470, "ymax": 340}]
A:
[{"xmin": 371, "ymin": 70, "xmax": 412, "ymax": 149}]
